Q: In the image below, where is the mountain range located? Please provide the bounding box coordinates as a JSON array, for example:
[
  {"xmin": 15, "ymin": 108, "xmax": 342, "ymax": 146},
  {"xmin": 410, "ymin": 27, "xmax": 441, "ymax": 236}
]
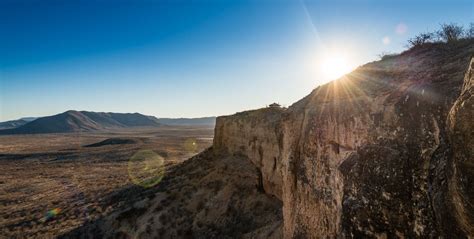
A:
[{"xmin": 0, "ymin": 111, "xmax": 216, "ymax": 135}]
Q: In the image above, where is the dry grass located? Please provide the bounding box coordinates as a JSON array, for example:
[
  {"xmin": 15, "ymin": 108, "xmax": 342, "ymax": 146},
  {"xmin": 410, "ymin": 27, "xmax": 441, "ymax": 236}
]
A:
[{"xmin": 0, "ymin": 126, "xmax": 213, "ymax": 238}]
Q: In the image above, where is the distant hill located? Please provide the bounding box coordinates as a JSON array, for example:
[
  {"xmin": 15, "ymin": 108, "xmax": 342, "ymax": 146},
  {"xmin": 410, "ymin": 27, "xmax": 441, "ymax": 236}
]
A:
[
  {"xmin": 0, "ymin": 111, "xmax": 161, "ymax": 135},
  {"xmin": 0, "ymin": 119, "xmax": 29, "ymax": 130},
  {"xmin": 158, "ymin": 117, "xmax": 216, "ymax": 126},
  {"xmin": 0, "ymin": 112, "xmax": 216, "ymax": 134},
  {"xmin": 0, "ymin": 117, "xmax": 36, "ymax": 129}
]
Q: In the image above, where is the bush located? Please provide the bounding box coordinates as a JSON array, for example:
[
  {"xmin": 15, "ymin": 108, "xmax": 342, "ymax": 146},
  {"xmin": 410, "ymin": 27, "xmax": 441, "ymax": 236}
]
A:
[
  {"xmin": 437, "ymin": 23, "xmax": 464, "ymax": 42},
  {"xmin": 467, "ymin": 23, "xmax": 474, "ymax": 39},
  {"xmin": 404, "ymin": 23, "xmax": 473, "ymax": 50},
  {"xmin": 407, "ymin": 32, "xmax": 434, "ymax": 48}
]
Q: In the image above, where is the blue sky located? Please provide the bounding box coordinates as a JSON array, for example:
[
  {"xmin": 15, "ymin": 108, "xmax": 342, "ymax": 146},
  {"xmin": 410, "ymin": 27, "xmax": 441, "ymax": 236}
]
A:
[{"xmin": 0, "ymin": 0, "xmax": 472, "ymax": 121}]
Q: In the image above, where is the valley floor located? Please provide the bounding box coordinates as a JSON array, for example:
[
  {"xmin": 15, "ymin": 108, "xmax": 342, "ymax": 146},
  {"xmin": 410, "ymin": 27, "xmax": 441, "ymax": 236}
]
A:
[{"xmin": 0, "ymin": 126, "xmax": 215, "ymax": 238}]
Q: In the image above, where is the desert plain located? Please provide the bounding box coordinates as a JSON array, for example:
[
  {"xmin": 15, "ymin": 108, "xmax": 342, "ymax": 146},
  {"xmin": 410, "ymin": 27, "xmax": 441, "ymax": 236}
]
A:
[{"xmin": 0, "ymin": 126, "xmax": 213, "ymax": 238}]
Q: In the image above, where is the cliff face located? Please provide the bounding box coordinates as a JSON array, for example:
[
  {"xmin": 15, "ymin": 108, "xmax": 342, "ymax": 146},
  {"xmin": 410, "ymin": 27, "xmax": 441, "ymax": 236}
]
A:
[
  {"xmin": 445, "ymin": 57, "xmax": 474, "ymax": 235},
  {"xmin": 213, "ymin": 41, "xmax": 474, "ymax": 238},
  {"xmin": 214, "ymin": 107, "xmax": 285, "ymax": 199}
]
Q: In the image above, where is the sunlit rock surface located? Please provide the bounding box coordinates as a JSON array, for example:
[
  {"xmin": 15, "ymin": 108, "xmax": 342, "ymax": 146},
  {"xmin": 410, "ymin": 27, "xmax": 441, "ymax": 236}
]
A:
[{"xmin": 213, "ymin": 40, "xmax": 474, "ymax": 238}]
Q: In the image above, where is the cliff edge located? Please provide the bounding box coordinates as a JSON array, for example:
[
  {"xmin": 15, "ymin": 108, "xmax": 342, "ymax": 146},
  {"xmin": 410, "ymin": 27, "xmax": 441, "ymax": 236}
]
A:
[
  {"xmin": 61, "ymin": 41, "xmax": 473, "ymax": 239},
  {"xmin": 213, "ymin": 40, "xmax": 474, "ymax": 238}
]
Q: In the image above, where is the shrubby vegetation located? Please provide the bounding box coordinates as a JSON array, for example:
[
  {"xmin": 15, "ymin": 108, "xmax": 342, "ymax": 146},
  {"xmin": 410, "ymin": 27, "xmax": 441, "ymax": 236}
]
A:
[
  {"xmin": 467, "ymin": 23, "xmax": 474, "ymax": 39},
  {"xmin": 406, "ymin": 22, "xmax": 473, "ymax": 48},
  {"xmin": 379, "ymin": 23, "xmax": 472, "ymax": 60},
  {"xmin": 407, "ymin": 32, "xmax": 435, "ymax": 47}
]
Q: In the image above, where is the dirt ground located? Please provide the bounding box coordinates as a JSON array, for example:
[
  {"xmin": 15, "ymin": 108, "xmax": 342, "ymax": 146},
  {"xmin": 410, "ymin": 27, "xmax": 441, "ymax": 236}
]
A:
[{"xmin": 0, "ymin": 126, "xmax": 214, "ymax": 238}]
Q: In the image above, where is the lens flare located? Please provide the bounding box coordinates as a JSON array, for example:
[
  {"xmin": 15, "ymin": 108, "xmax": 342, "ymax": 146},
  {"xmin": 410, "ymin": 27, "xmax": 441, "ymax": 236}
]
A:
[
  {"xmin": 396, "ymin": 23, "xmax": 408, "ymax": 35},
  {"xmin": 184, "ymin": 138, "xmax": 198, "ymax": 153},
  {"xmin": 50, "ymin": 208, "xmax": 61, "ymax": 216},
  {"xmin": 41, "ymin": 208, "xmax": 61, "ymax": 222},
  {"xmin": 128, "ymin": 150, "xmax": 165, "ymax": 188}
]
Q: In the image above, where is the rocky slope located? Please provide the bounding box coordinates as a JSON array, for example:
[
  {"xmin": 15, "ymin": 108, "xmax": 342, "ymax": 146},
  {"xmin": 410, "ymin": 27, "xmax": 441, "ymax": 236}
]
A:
[
  {"xmin": 214, "ymin": 40, "xmax": 473, "ymax": 238},
  {"xmin": 61, "ymin": 149, "xmax": 282, "ymax": 239}
]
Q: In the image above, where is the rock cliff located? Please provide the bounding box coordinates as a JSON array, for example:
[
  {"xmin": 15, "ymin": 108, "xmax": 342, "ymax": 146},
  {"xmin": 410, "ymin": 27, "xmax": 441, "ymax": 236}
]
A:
[
  {"xmin": 213, "ymin": 40, "xmax": 474, "ymax": 238},
  {"xmin": 214, "ymin": 107, "xmax": 285, "ymax": 199},
  {"xmin": 445, "ymin": 56, "xmax": 474, "ymax": 236},
  {"xmin": 62, "ymin": 41, "xmax": 473, "ymax": 239}
]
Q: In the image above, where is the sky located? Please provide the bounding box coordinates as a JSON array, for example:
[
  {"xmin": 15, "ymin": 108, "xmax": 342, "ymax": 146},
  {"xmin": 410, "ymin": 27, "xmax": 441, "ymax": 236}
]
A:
[{"xmin": 0, "ymin": 0, "xmax": 472, "ymax": 121}]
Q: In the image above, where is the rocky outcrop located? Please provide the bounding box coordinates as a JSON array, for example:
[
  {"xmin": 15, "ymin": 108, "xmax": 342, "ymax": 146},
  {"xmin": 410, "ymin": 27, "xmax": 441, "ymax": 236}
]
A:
[
  {"xmin": 213, "ymin": 40, "xmax": 474, "ymax": 238},
  {"xmin": 214, "ymin": 107, "xmax": 285, "ymax": 199}
]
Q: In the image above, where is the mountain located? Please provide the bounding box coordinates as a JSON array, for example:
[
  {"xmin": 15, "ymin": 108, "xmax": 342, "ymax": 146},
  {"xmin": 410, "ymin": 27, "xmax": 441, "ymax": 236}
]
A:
[
  {"xmin": 0, "ymin": 111, "xmax": 160, "ymax": 134},
  {"xmin": 0, "ymin": 113, "xmax": 216, "ymax": 134},
  {"xmin": 157, "ymin": 117, "xmax": 216, "ymax": 126}
]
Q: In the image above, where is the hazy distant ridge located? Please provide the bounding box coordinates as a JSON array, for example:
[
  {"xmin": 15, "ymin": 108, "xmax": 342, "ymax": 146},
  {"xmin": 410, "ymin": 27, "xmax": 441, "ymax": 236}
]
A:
[
  {"xmin": 157, "ymin": 117, "xmax": 216, "ymax": 126},
  {"xmin": 0, "ymin": 118, "xmax": 36, "ymax": 129}
]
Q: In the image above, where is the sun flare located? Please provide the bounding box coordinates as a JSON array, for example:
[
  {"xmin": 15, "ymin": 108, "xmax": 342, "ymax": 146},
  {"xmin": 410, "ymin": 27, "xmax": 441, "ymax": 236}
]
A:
[{"xmin": 319, "ymin": 51, "xmax": 355, "ymax": 80}]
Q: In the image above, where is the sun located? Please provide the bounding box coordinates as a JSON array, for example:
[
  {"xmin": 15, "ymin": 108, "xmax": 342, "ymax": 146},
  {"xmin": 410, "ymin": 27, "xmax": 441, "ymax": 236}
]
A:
[{"xmin": 319, "ymin": 51, "xmax": 355, "ymax": 80}]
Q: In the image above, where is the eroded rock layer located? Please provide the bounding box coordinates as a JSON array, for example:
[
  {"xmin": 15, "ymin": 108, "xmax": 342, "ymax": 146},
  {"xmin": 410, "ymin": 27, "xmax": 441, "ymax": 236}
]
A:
[{"xmin": 213, "ymin": 41, "xmax": 474, "ymax": 238}]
